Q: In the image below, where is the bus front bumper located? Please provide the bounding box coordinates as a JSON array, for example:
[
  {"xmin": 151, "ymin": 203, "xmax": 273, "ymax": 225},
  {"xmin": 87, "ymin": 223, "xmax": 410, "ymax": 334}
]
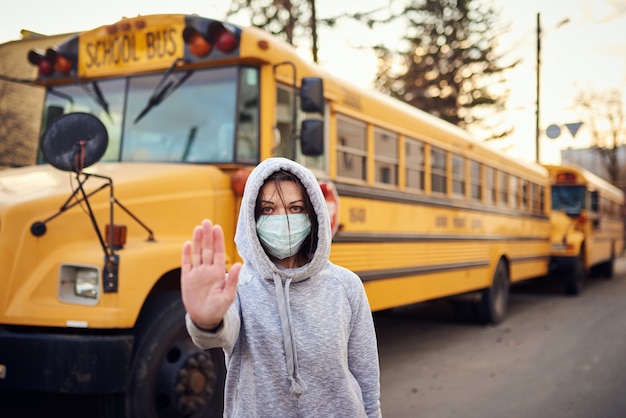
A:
[
  {"xmin": 549, "ymin": 256, "xmax": 578, "ymax": 274},
  {"xmin": 0, "ymin": 328, "xmax": 133, "ymax": 393}
]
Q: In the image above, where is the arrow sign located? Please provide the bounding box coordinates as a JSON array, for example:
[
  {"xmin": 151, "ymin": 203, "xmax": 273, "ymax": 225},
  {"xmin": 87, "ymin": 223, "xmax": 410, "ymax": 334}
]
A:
[{"xmin": 565, "ymin": 122, "xmax": 583, "ymax": 138}]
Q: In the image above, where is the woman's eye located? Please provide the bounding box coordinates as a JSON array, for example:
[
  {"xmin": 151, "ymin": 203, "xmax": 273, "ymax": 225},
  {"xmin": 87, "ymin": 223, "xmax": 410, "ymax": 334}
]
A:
[
  {"xmin": 261, "ymin": 207, "xmax": 273, "ymax": 214},
  {"xmin": 290, "ymin": 206, "xmax": 304, "ymax": 213}
]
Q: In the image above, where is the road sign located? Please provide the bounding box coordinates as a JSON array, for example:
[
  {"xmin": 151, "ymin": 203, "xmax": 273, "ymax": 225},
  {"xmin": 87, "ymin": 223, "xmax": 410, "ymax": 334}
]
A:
[{"xmin": 546, "ymin": 124, "xmax": 561, "ymax": 139}]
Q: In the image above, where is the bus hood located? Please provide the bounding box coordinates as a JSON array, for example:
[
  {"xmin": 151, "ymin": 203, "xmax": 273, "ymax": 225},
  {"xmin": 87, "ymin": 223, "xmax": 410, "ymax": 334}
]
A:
[
  {"xmin": 549, "ymin": 210, "xmax": 583, "ymax": 253},
  {"xmin": 0, "ymin": 163, "xmax": 229, "ymax": 205},
  {"xmin": 0, "ymin": 162, "xmax": 237, "ymax": 326}
]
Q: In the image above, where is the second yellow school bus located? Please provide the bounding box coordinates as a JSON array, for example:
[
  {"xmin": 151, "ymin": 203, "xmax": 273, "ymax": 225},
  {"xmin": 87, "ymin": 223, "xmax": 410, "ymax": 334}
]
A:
[
  {"xmin": 544, "ymin": 163, "xmax": 624, "ymax": 294},
  {"xmin": 1, "ymin": 14, "xmax": 553, "ymax": 417}
]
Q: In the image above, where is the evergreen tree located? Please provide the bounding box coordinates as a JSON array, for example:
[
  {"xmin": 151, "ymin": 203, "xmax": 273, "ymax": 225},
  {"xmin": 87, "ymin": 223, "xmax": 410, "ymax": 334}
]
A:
[
  {"xmin": 373, "ymin": 0, "xmax": 514, "ymax": 139},
  {"xmin": 227, "ymin": 0, "xmax": 321, "ymax": 62}
]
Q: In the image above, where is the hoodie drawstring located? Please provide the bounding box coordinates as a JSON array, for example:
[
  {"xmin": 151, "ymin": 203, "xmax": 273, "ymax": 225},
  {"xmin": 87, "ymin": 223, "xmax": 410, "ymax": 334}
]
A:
[{"xmin": 272, "ymin": 273, "xmax": 307, "ymax": 394}]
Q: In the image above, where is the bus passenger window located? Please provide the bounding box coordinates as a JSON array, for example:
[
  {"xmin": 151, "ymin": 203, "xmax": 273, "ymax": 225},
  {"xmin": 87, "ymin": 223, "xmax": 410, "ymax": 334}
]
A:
[
  {"xmin": 274, "ymin": 85, "xmax": 296, "ymax": 159},
  {"xmin": 498, "ymin": 171, "xmax": 509, "ymax": 207},
  {"xmin": 236, "ymin": 67, "xmax": 260, "ymax": 162},
  {"xmin": 521, "ymin": 180, "xmax": 529, "ymax": 210},
  {"xmin": 431, "ymin": 146, "xmax": 447, "ymax": 194},
  {"xmin": 336, "ymin": 115, "xmax": 367, "ymax": 181},
  {"xmin": 452, "ymin": 154, "xmax": 465, "ymax": 196},
  {"xmin": 470, "ymin": 160, "xmax": 482, "ymax": 200},
  {"xmin": 374, "ymin": 128, "xmax": 398, "ymax": 185},
  {"xmin": 485, "ymin": 166, "xmax": 495, "ymax": 204},
  {"xmin": 510, "ymin": 176, "xmax": 519, "ymax": 208},
  {"xmin": 405, "ymin": 138, "xmax": 425, "ymax": 191}
]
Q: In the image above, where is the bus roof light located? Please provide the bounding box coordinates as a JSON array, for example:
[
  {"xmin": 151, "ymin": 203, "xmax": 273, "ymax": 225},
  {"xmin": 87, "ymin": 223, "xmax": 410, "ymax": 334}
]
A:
[
  {"xmin": 27, "ymin": 49, "xmax": 54, "ymax": 76},
  {"xmin": 46, "ymin": 48, "xmax": 73, "ymax": 75},
  {"xmin": 556, "ymin": 172, "xmax": 577, "ymax": 183},
  {"xmin": 208, "ymin": 22, "xmax": 238, "ymax": 53},
  {"xmin": 28, "ymin": 48, "xmax": 75, "ymax": 77},
  {"xmin": 183, "ymin": 27, "xmax": 212, "ymax": 57}
]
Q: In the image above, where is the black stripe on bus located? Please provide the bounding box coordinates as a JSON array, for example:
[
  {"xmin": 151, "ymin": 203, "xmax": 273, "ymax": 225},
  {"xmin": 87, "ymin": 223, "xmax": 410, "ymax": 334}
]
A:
[
  {"xmin": 333, "ymin": 232, "xmax": 549, "ymax": 243},
  {"xmin": 335, "ymin": 182, "xmax": 548, "ymax": 220},
  {"xmin": 356, "ymin": 260, "xmax": 489, "ymax": 282},
  {"xmin": 356, "ymin": 256, "xmax": 550, "ymax": 282}
]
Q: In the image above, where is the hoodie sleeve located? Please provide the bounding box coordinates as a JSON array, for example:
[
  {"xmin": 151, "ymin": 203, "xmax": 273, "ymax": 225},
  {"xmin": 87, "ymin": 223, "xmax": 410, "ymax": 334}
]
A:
[
  {"xmin": 185, "ymin": 300, "xmax": 241, "ymax": 355},
  {"xmin": 346, "ymin": 273, "xmax": 382, "ymax": 418}
]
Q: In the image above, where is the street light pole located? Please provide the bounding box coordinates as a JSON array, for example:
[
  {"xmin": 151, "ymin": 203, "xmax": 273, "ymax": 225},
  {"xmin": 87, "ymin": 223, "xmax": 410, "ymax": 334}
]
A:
[
  {"xmin": 535, "ymin": 12, "xmax": 541, "ymax": 163},
  {"xmin": 535, "ymin": 13, "xmax": 569, "ymax": 163}
]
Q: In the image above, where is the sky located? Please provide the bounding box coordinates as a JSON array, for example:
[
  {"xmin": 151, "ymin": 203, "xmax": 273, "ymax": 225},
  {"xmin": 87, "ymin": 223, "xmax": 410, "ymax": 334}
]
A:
[{"xmin": 1, "ymin": 0, "xmax": 625, "ymax": 164}]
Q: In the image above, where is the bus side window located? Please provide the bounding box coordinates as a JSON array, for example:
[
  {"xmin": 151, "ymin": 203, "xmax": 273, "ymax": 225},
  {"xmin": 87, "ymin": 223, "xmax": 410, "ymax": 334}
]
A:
[
  {"xmin": 498, "ymin": 171, "xmax": 509, "ymax": 207},
  {"xmin": 274, "ymin": 85, "xmax": 296, "ymax": 159},
  {"xmin": 431, "ymin": 146, "xmax": 447, "ymax": 194},
  {"xmin": 336, "ymin": 115, "xmax": 367, "ymax": 181},
  {"xmin": 374, "ymin": 128, "xmax": 398, "ymax": 185},
  {"xmin": 237, "ymin": 67, "xmax": 260, "ymax": 162},
  {"xmin": 591, "ymin": 191, "xmax": 599, "ymax": 212},
  {"xmin": 452, "ymin": 154, "xmax": 465, "ymax": 197},
  {"xmin": 469, "ymin": 160, "xmax": 481, "ymax": 200},
  {"xmin": 405, "ymin": 138, "xmax": 425, "ymax": 191}
]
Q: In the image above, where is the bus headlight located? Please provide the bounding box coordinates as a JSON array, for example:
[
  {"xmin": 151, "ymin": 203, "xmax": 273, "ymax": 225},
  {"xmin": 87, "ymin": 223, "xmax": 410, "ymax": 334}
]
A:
[{"xmin": 59, "ymin": 264, "xmax": 100, "ymax": 305}]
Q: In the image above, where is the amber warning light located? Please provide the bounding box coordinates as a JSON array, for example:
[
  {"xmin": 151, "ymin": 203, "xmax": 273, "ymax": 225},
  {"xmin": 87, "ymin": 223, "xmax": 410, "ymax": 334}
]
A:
[
  {"xmin": 183, "ymin": 21, "xmax": 239, "ymax": 58},
  {"xmin": 556, "ymin": 172, "xmax": 577, "ymax": 183},
  {"xmin": 28, "ymin": 48, "xmax": 75, "ymax": 77}
]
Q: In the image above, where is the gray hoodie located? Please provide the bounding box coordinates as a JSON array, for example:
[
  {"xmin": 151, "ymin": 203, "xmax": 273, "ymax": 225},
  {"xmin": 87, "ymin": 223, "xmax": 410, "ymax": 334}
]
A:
[{"xmin": 186, "ymin": 157, "xmax": 382, "ymax": 418}]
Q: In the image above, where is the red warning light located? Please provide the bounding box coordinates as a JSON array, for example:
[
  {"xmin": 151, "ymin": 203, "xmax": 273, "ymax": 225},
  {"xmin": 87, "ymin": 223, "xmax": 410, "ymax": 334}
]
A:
[
  {"xmin": 183, "ymin": 20, "xmax": 239, "ymax": 59},
  {"xmin": 214, "ymin": 27, "xmax": 238, "ymax": 53},
  {"xmin": 28, "ymin": 48, "xmax": 75, "ymax": 77}
]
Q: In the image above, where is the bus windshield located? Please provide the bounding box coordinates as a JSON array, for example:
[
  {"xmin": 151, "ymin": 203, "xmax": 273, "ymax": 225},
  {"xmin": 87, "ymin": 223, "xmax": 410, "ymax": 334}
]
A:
[
  {"xmin": 40, "ymin": 66, "xmax": 260, "ymax": 164},
  {"xmin": 552, "ymin": 185, "xmax": 585, "ymax": 216}
]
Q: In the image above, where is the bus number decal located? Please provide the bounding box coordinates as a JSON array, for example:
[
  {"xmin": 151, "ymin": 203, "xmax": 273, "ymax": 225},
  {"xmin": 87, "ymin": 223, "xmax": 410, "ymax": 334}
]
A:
[
  {"xmin": 349, "ymin": 208, "xmax": 366, "ymax": 223},
  {"xmin": 436, "ymin": 216, "xmax": 447, "ymax": 227}
]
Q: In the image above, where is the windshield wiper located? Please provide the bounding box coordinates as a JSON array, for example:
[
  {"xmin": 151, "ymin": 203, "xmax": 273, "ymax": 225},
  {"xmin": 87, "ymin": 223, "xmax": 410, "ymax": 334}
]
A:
[
  {"xmin": 71, "ymin": 75, "xmax": 110, "ymax": 117},
  {"xmin": 134, "ymin": 58, "xmax": 193, "ymax": 124}
]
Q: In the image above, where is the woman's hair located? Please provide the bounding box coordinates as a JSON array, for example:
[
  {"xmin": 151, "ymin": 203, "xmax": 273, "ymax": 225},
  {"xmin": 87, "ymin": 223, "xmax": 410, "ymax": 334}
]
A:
[{"xmin": 255, "ymin": 169, "xmax": 319, "ymax": 260}]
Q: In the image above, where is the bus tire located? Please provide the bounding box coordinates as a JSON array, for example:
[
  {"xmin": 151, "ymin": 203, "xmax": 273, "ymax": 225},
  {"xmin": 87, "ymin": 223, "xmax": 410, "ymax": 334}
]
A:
[
  {"xmin": 564, "ymin": 255, "xmax": 585, "ymax": 295},
  {"xmin": 99, "ymin": 291, "xmax": 225, "ymax": 418},
  {"xmin": 601, "ymin": 253, "xmax": 615, "ymax": 279},
  {"xmin": 476, "ymin": 260, "xmax": 509, "ymax": 325}
]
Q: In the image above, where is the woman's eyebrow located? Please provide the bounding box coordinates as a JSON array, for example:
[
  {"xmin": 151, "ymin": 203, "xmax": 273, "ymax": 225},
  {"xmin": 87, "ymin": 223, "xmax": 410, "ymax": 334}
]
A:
[
  {"xmin": 260, "ymin": 200, "xmax": 275, "ymax": 205},
  {"xmin": 288, "ymin": 199, "xmax": 305, "ymax": 205}
]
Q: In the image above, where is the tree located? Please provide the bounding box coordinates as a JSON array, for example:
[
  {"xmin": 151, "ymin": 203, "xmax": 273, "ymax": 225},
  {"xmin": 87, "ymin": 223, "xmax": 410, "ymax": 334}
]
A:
[
  {"xmin": 371, "ymin": 0, "xmax": 515, "ymax": 140},
  {"xmin": 227, "ymin": 0, "xmax": 320, "ymax": 62},
  {"xmin": 575, "ymin": 89, "xmax": 626, "ymax": 183},
  {"xmin": 0, "ymin": 49, "xmax": 44, "ymax": 169}
]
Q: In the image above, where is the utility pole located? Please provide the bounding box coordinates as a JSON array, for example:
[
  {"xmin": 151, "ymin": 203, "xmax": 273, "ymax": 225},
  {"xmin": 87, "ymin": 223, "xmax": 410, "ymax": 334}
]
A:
[
  {"xmin": 535, "ymin": 12, "xmax": 541, "ymax": 163},
  {"xmin": 535, "ymin": 13, "xmax": 569, "ymax": 163}
]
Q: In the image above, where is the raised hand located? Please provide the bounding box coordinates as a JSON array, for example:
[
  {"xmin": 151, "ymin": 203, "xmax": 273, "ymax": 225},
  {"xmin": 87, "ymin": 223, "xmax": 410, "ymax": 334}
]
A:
[{"xmin": 181, "ymin": 219, "xmax": 241, "ymax": 330}]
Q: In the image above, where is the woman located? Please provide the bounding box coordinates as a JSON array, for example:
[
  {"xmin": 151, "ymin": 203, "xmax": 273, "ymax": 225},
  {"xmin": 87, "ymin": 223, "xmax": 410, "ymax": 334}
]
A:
[{"xmin": 181, "ymin": 157, "xmax": 381, "ymax": 417}]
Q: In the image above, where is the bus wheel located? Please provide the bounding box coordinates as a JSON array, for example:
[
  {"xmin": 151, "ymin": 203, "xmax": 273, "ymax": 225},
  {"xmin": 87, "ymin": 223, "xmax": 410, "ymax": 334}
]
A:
[
  {"xmin": 99, "ymin": 292, "xmax": 225, "ymax": 418},
  {"xmin": 476, "ymin": 261, "xmax": 509, "ymax": 325},
  {"xmin": 601, "ymin": 254, "xmax": 615, "ymax": 279},
  {"xmin": 563, "ymin": 255, "xmax": 585, "ymax": 295}
]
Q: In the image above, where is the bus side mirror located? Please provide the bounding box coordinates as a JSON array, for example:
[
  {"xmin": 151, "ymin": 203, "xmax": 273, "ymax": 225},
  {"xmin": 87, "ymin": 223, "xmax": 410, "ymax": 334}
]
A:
[
  {"xmin": 300, "ymin": 119, "xmax": 323, "ymax": 156},
  {"xmin": 590, "ymin": 191, "xmax": 599, "ymax": 212},
  {"xmin": 300, "ymin": 77, "xmax": 323, "ymax": 114}
]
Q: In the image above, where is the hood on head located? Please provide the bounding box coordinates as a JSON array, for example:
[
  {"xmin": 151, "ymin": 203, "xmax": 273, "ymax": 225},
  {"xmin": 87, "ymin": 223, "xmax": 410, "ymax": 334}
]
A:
[{"xmin": 234, "ymin": 158, "xmax": 331, "ymax": 281}]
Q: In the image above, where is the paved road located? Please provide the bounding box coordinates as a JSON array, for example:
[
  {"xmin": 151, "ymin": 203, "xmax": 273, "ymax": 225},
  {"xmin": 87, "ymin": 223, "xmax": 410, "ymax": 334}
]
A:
[
  {"xmin": 376, "ymin": 257, "xmax": 626, "ymax": 418},
  {"xmin": 3, "ymin": 259, "xmax": 626, "ymax": 417}
]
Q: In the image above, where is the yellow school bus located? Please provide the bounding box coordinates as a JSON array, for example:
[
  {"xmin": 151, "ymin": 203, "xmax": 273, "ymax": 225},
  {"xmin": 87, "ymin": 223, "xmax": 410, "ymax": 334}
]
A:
[
  {"xmin": 0, "ymin": 14, "xmax": 552, "ymax": 417},
  {"xmin": 544, "ymin": 164, "xmax": 624, "ymax": 294}
]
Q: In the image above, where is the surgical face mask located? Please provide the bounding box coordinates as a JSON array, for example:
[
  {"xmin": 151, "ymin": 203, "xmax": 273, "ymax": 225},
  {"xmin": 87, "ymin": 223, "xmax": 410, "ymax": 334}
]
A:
[{"xmin": 256, "ymin": 214, "xmax": 312, "ymax": 260}]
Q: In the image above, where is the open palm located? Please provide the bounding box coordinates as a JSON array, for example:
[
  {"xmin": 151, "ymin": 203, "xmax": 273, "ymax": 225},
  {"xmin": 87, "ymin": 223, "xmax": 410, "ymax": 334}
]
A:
[{"xmin": 181, "ymin": 219, "xmax": 241, "ymax": 330}]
